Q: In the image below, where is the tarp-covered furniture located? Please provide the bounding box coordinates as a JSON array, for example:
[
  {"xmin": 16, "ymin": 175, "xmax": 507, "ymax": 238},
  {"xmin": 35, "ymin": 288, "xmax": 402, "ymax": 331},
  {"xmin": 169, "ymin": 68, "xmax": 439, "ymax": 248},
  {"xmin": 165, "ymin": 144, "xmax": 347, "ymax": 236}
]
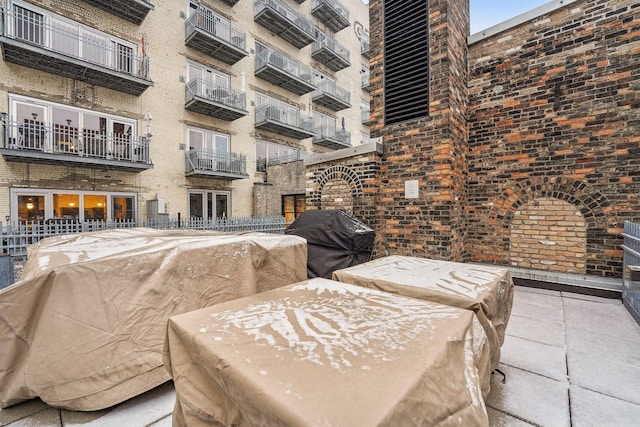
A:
[
  {"xmin": 164, "ymin": 278, "xmax": 491, "ymax": 427},
  {"xmin": 285, "ymin": 210, "xmax": 374, "ymax": 279},
  {"xmin": 333, "ymin": 256, "xmax": 514, "ymax": 397},
  {"xmin": 0, "ymin": 228, "xmax": 308, "ymax": 410}
]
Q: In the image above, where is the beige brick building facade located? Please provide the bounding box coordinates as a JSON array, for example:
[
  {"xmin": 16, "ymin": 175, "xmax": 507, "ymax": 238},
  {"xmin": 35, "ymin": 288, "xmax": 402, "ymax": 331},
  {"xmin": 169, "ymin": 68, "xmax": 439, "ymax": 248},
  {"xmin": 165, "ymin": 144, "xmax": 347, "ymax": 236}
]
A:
[{"xmin": 0, "ymin": 0, "xmax": 369, "ymax": 223}]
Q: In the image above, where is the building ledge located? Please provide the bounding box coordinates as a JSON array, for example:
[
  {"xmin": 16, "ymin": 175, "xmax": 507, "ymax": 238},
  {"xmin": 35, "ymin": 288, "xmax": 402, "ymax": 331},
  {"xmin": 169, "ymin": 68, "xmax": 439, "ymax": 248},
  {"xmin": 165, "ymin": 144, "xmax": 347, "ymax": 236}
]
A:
[
  {"xmin": 304, "ymin": 140, "xmax": 382, "ymax": 166},
  {"xmin": 468, "ymin": 0, "xmax": 579, "ymax": 45}
]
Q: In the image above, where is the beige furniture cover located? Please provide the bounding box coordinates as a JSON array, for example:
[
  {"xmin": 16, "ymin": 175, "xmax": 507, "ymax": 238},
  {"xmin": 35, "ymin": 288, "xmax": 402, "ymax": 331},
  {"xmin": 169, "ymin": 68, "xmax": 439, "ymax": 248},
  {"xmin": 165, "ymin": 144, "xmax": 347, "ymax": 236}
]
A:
[
  {"xmin": 333, "ymin": 256, "xmax": 514, "ymax": 376},
  {"xmin": 0, "ymin": 228, "xmax": 307, "ymax": 410},
  {"xmin": 164, "ymin": 278, "xmax": 491, "ymax": 427}
]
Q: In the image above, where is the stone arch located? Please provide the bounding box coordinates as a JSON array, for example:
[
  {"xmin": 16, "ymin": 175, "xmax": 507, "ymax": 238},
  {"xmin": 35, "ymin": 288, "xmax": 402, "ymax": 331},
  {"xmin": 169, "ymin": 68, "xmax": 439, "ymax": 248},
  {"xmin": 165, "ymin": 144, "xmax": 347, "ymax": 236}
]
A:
[
  {"xmin": 311, "ymin": 165, "xmax": 363, "ymax": 207},
  {"xmin": 487, "ymin": 176, "xmax": 611, "ymax": 274}
]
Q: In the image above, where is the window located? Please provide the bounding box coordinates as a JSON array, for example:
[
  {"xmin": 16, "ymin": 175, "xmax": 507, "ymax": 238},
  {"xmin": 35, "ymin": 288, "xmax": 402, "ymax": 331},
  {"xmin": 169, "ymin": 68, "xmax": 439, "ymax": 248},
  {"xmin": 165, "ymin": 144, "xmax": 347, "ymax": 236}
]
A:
[
  {"xmin": 313, "ymin": 110, "xmax": 337, "ymax": 133},
  {"xmin": 187, "ymin": 61, "xmax": 230, "ymax": 97},
  {"xmin": 189, "ymin": 191, "xmax": 230, "ymax": 219},
  {"xmin": 282, "ymin": 195, "xmax": 306, "ymax": 225},
  {"xmin": 256, "ymin": 93, "xmax": 299, "ymax": 126},
  {"xmin": 188, "ymin": 2, "xmax": 231, "ymax": 42},
  {"xmin": 384, "ymin": 0, "xmax": 430, "ymax": 125},
  {"xmin": 11, "ymin": 189, "xmax": 136, "ymax": 222}
]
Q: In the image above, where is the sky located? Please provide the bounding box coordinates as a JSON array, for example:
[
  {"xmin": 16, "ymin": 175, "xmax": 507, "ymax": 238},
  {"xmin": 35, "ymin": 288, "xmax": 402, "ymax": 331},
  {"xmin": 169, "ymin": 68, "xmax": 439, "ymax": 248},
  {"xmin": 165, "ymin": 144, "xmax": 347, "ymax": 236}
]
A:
[{"xmin": 360, "ymin": 0, "xmax": 554, "ymax": 35}]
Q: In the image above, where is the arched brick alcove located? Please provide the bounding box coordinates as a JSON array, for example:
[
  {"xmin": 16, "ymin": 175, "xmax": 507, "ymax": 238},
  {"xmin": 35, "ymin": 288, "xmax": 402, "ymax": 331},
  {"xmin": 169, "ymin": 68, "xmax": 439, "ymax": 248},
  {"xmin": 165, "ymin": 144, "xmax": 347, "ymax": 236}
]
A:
[
  {"xmin": 310, "ymin": 165, "xmax": 363, "ymax": 209},
  {"xmin": 486, "ymin": 177, "xmax": 612, "ymax": 276}
]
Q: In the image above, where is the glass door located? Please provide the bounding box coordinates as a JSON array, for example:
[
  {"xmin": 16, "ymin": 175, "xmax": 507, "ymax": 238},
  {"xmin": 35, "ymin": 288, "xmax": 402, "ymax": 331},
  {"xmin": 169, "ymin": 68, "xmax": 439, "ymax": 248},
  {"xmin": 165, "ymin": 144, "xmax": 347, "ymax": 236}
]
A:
[{"xmin": 214, "ymin": 134, "xmax": 229, "ymax": 171}]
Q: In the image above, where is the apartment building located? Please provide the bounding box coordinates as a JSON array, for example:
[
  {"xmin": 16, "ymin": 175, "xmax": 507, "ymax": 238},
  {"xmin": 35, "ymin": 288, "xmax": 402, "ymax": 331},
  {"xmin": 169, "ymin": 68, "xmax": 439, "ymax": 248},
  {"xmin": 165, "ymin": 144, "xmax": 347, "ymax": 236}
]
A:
[{"xmin": 0, "ymin": 0, "xmax": 370, "ymax": 223}]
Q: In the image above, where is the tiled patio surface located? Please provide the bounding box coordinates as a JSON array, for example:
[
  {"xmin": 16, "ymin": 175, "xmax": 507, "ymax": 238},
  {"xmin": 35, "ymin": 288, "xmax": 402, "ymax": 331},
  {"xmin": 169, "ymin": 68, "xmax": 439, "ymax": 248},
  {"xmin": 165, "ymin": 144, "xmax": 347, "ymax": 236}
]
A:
[{"xmin": 2, "ymin": 285, "xmax": 640, "ymax": 426}]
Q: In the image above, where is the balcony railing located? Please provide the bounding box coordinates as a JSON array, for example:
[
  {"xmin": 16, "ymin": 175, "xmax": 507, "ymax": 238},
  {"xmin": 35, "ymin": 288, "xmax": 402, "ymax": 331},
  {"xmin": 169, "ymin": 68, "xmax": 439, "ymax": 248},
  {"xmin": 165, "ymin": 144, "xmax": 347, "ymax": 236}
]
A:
[
  {"xmin": 313, "ymin": 125, "xmax": 351, "ymax": 150},
  {"xmin": 256, "ymin": 152, "xmax": 306, "ymax": 173},
  {"xmin": 361, "ymin": 38, "xmax": 371, "ymax": 59},
  {"xmin": 0, "ymin": 119, "xmax": 152, "ymax": 172},
  {"xmin": 185, "ymin": 148, "xmax": 248, "ymax": 180},
  {"xmin": 312, "ymin": 80, "xmax": 351, "ymax": 111},
  {"xmin": 80, "ymin": 0, "xmax": 154, "ymax": 24},
  {"xmin": 255, "ymin": 47, "xmax": 316, "ymax": 95},
  {"xmin": 185, "ymin": 7, "xmax": 248, "ymax": 65},
  {"xmin": 254, "ymin": 0, "xmax": 315, "ymax": 49},
  {"xmin": 255, "ymin": 104, "xmax": 315, "ymax": 140},
  {"xmin": 311, "ymin": 0, "xmax": 349, "ymax": 33},
  {"xmin": 361, "ymin": 71, "xmax": 370, "ymax": 91},
  {"xmin": 311, "ymin": 33, "xmax": 350, "ymax": 72},
  {"xmin": 0, "ymin": 7, "xmax": 152, "ymax": 95},
  {"xmin": 185, "ymin": 78, "xmax": 248, "ymax": 121},
  {"xmin": 361, "ymin": 108, "xmax": 370, "ymax": 125}
]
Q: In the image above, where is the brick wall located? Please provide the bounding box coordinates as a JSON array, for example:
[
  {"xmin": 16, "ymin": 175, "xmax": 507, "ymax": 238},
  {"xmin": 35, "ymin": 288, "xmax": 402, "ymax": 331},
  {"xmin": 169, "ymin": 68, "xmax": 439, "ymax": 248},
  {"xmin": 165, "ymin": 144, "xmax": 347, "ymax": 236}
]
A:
[
  {"xmin": 467, "ymin": 0, "xmax": 640, "ymax": 277},
  {"xmin": 253, "ymin": 160, "xmax": 306, "ymax": 217},
  {"xmin": 369, "ymin": 0, "xmax": 469, "ymax": 260}
]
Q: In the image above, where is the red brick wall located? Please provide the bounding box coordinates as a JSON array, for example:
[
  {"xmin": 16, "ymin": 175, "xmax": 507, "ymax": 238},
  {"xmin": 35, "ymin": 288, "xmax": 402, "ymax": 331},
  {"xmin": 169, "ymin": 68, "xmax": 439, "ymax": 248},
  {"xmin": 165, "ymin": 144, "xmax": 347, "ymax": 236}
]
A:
[
  {"xmin": 467, "ymin": 0, "xmax": 640, "ymax": 277},
  {"xmin": 370, "ymin": 0, "xmax": 470, "ymax": 261}
]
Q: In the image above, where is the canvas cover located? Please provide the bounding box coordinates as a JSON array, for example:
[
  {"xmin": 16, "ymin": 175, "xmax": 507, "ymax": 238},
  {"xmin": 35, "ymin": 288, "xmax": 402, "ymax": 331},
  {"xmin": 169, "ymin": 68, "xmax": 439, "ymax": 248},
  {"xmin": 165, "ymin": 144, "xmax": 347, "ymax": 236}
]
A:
[
  {"xmin": 0, "ymin": 228, "xmax": 308, "ymax": 410},
  {"xmin": 285, "ymin": 210, "xmax": 375, "ymax": 279},
  {"xmin": 333, "ymin": 256, "xmax": 515, "ymax": 378},
  {"xmin": 164, "ymin": 278, "xmax": 490, "ymax": 427}
]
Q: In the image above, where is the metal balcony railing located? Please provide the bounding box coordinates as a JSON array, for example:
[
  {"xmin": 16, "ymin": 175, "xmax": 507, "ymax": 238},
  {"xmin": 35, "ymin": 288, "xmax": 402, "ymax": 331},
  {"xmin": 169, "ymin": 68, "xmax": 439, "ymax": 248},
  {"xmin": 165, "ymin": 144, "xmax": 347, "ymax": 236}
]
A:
[
  {"xmin": 255, "ymin": 104, "xmax": 315, "ymax": 139},
  {"xmin": 361, "ymin": 71, "xmax": 370, "ymax": 90},
  {"xmin": 185, "ymin": 78, "xmax": 247, "ymax": 121},
  {"xmin": 185, "ymin": 148, "xmax": 248, "ymax": 178},
  {"xmin": 254, "ymin": 46, "xmax": 316, "ymax": 95},
  {"xmin": 1, "ymin": 119, "xmax": 151, "ymax": 165},
  {"xmin": 1, "ymin": 7, "xmax": 150, "ymax": 80},
  {"xmin": 313, "ymin": 125, "xmax": 351, "ymax": 149},
  {"xmin": 361, "ymin": 108, "xmax": 371, "ymax": 124},
  {"xmin": 311, "ymin": 0, "xmax": 349, "ymax": 33},
  {"xmin": 80, "ymin": 0, "xmax": 154, "ymax": 24},
  {"xmin": 185, "ymin": 6, "xmax": 247, "ymax": 64},
  {"xmin": 254, "ymin": 0, "xmax": 315, "ymax": 48},
  {"xmin": 361, "ymin": 38, "xmax": 371, "ymax": 58},
  {"xmin": 311, "ymin": 32, "xmax": 350, "ymax": 71},
  {"xmin": 256, "ymin": 152, "xmax": 306, "ymax": 172},
  {"xmin": 312, "ymin": 79, "xmax": 351, "ymax": 111}
]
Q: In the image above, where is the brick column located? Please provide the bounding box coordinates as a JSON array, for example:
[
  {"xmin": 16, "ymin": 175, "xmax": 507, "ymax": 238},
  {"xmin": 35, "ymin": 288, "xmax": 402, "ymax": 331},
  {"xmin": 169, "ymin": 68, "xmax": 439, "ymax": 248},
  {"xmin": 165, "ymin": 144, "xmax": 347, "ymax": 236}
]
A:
[{"xmin": 370, "ymin": 0, "xmax": 470, "ymax": 260}]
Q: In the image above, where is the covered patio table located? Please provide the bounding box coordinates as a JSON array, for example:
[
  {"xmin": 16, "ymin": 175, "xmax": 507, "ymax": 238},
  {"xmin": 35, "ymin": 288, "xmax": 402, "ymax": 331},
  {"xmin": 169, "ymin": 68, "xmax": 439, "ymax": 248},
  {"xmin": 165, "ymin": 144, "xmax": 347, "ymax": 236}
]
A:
[{"xmin": 164, "ymin": 278, "xmax": 490, "ymax": 427}]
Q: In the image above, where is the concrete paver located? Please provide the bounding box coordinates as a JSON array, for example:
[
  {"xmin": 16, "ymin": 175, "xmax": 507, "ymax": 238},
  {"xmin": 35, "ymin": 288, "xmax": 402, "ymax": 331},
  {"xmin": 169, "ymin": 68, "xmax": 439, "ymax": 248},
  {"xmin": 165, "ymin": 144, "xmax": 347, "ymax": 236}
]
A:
[{"xmin": 2, "ymin": 285, "xmax": 640, "ymax": 426}]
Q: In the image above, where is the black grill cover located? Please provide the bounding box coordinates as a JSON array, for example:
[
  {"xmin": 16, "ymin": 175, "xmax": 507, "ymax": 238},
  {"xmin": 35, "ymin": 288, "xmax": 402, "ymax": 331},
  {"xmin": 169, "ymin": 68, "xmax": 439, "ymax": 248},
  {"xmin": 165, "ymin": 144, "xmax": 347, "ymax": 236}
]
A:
[{"xmin": 285, "ymin": 210, "xmax": 375, "ymax": 279}]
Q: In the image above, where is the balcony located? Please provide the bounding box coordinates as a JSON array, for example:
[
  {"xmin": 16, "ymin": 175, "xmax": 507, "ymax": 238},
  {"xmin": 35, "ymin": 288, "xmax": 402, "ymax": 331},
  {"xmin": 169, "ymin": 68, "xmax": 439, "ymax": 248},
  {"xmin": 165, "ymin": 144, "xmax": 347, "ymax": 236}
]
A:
[
  {"xmin": 185, "ymin": 149, "xmax": 248, "ymax": 180},
  {"xmin": 0, "ymin": 119, "xmax": 152, "ymax": 172},
  {"xmin": 255, "ymin": 47, "xmax": 315, "ymax": 96},
  {"xmin": 0, "ymin": 8, "xmax": 152, "ymax": 96},
  {"xmin": 311, "ymin": 32, "xmax": 350, "ymax": 72},
  {"xmin": 256, "ymin": 152, "xmax": 306, "ymax": 173},
  {"xmin": 185, "ymin": 7, "xmax": 248, "ymax": 65},
  {"xmin": 219, "ymin": 0, "xmax": 240, "ymax": 5},
  {"xmin": 255, "ymin": 104, "xmax": 315, "ymax": 140},
  {"xmin": 361, "ymin": 108, "xmax": 370, "ymax": 125},
  {"xmin": 361, "ymin": 71, "xmax": 370, "ymax": 92},
  {"xmin": 361, "ymin": 38, "xmax": 371, "ymax": 59},
  {"xmin": 185, "ymin": 78, "xmax": 248, "ymax": 121},
  {"xmin": 312, "ymin": 80, "xmax": 351, "ymax": 111},
  {"xmin": 81, "ymin": 0, "xmax": 154, "ymax": 24},
  {"xmin": 254, "ymin": 0, "xmax": 315, "ymax": 49},
  {"xmin": 313, "ymin": 125, "xmax": 351, "ymax": 150},
  {"xmin": 311, "ymin": 0, "xmax": 349, "ymax": 33}
]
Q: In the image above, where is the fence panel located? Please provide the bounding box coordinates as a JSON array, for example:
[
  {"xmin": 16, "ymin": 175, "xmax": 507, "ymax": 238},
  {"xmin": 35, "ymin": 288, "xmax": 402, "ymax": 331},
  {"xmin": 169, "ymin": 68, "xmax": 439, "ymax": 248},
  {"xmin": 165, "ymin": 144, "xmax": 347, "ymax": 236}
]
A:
[
  {"xmin": 622, "ymin": 220, "xmax": 640, "ymax": 324},
  {"xmin": 0, "ymin": 216, "xmax": 286, "ymax": 262}
]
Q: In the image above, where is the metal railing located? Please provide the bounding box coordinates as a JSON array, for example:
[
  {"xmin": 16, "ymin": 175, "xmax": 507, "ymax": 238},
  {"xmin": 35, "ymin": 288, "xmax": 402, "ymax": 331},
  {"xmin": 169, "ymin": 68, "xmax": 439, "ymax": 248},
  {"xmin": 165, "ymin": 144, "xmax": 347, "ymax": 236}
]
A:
[
  {"xmin": 622, "ymin": 220, "xmax": 640, "ymax": 322},
  {"xmin": 254, "ymin": 0, "xmax": 314, "ymax": 37},
  {"xmin": 185, "ymin": 148, "xmax": 247, "ymax": 175},
  {"xmin": 0, "ymin": 216, "xmax": 286, "ymax": 261},
  {"xmin": 185, "ymin": 6, "xmax": 246, "ymax": 51},
  {"xmin": 361, "ymin": 108, "xmax": 370, "ymax": 123},
  {"xmin": 185, "ymin": 78, "xmax": 246, "ymax": 111},
  {"xmin": 1, "ymin": 119, "xmax": 151, "ymax": 164},
  {"xmin": 361, "ymin": 38, "xmax": 370, "ymax": 56},
  {"xmin": 312, "ymin": 32, "xmax": 350, "ymax": 64},
  {"xmin": 255, "ymin": 104, "xmax": 314, "ymax": 131},
  {"xmin": 313, "ymin": 125, "xmax": 351, "ymax": 145},
  {"xmin": 312, "ymin": 0, "xmax": 349, "ymax": 21},
  {"xmin": 313, "ymin": 80, "xmax": 351, "ymax": 104},
  {"xmin": 256, "ymin": 152, "xmax": 306, "ymax": 172},
  {"xmin": 361, "ymin": 71, "xmax": 370, "ymax": 89},
  {"xmin": 255, "ymin": 46, "xmax": 315, "ymax": 86},
  {"xmin": 2, "ymin": 6, "xmax": 150, "ymax": 79}
]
